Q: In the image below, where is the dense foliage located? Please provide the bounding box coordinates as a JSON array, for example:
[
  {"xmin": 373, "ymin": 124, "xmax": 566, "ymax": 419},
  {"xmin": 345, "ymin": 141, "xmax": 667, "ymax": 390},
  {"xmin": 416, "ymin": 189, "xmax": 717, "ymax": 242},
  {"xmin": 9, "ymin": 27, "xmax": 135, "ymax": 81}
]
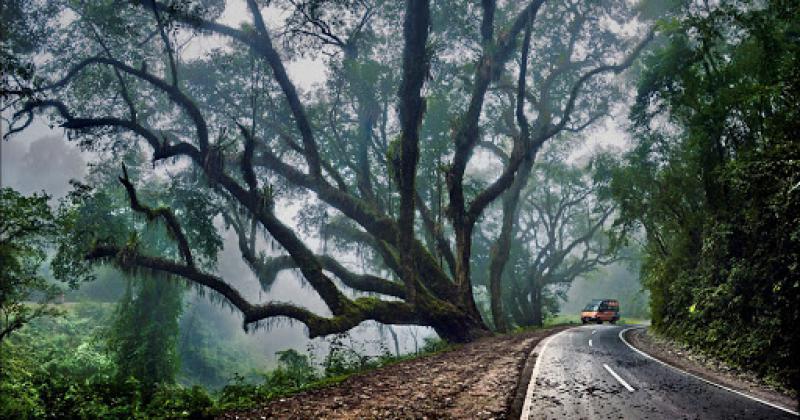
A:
[
  {"xmin": 0, "ymin": 302, "xmax": 450, "ymax": 419},
  {"xmin": 0, "ymin": 188, "xmax": 60, "ymax": 342},
  {"xmin": 611, "ymin": 0, "xmax": 800, "ymax": 393},
  {"xmin": 109, "ymin": 275, "xmax": 183, "ymax": 397}
]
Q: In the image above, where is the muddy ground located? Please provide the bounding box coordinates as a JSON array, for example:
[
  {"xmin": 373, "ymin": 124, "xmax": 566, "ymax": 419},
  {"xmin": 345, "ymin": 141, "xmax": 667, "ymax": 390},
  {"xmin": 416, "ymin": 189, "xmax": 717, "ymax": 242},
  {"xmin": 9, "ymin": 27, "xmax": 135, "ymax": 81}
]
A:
[
  {"xmin": 221, "ymin": 326, "xmax": 569, "ymax": 419},
  {"xmin": 625, "ymin": 327, "xmax": 798, "ymax": 411}
]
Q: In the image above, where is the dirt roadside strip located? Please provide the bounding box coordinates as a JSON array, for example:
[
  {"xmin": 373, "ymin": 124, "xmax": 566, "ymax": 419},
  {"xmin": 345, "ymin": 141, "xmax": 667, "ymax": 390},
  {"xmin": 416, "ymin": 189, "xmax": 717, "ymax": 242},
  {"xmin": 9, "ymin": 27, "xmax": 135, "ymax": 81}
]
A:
[
  {"xmin": 221, "ymin": 326, "xmax": 571, "ymax": 420},
  {"xmin": 622, "ymin": 327, "xmax": 799, "ymax": 415}
]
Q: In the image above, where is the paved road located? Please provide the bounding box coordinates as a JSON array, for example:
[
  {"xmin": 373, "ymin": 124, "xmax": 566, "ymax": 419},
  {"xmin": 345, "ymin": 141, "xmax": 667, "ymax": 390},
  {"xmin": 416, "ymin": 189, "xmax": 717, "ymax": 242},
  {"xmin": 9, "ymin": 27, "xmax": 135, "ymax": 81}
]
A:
[{"xmin": 520, "ymin": 325, "xmax": 798, "ymax": 419}]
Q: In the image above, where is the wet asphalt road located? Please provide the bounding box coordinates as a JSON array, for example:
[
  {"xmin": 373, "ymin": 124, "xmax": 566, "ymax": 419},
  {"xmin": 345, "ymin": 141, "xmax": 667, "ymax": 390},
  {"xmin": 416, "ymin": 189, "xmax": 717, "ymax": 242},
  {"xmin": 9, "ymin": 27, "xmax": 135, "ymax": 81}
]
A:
[{"xmin": 522, "ymin": 325, "xmax": 798, "ymax": 419}]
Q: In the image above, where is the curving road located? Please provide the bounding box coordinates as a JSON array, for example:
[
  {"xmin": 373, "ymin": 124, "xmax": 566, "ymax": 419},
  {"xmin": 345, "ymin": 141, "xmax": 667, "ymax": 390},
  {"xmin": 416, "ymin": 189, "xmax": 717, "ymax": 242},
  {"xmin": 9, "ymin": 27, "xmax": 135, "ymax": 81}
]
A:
[{"xmin": 520, "ymin": 325, "xmax": 798, "ymax": 419}]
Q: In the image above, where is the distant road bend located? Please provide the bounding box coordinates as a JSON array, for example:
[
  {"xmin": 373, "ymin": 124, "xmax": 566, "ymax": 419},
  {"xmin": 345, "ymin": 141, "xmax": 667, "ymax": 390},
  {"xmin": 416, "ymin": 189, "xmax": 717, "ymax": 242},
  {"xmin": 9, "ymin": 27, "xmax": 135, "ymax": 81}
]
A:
[{"xmin": 520, "ymin": 325, "xmax": 799, "ymax": 419}]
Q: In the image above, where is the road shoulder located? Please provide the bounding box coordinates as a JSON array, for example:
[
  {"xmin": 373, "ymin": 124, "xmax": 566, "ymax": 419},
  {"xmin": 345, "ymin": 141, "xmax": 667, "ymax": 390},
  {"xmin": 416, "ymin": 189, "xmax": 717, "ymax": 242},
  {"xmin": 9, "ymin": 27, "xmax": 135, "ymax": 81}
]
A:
[
  {"xmin": 623, "ymin": 327, "xmax": 798, "ymax": 414},
  {"xmin": 508, "ymin": 325, "xmax": 573, "ymax": 419},
  {"xmin": 221, "ymin": 326, "xmax": 570, "ymax": 419}
]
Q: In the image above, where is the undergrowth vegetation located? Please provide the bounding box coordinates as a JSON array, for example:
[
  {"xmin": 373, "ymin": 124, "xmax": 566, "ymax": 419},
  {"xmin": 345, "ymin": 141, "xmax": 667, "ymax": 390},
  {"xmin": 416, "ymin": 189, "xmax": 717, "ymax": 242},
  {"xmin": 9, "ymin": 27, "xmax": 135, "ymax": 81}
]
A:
[{"xmin": 0, "ymin": 302, "xmax": 450, "ymax": 419}]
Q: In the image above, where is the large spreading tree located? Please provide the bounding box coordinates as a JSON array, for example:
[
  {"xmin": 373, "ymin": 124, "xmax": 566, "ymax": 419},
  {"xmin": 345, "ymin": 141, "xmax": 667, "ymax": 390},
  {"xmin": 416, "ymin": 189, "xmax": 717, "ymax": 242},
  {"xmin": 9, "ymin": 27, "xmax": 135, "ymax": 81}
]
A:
[
  {"xmin": 4, "ymin": 0, "xmax": 652, "ymax": 342},
  {"xmin": 503, "ymin": 156, "xmax": 620, "ymax": 327}
]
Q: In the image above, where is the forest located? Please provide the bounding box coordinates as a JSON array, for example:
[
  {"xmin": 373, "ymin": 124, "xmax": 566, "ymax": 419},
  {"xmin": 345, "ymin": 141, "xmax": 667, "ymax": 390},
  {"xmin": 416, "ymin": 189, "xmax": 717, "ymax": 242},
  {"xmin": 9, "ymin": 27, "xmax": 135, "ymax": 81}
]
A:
[{"xmin": 1, "ymin": 0, "xmax": 797, "ymax": 418}]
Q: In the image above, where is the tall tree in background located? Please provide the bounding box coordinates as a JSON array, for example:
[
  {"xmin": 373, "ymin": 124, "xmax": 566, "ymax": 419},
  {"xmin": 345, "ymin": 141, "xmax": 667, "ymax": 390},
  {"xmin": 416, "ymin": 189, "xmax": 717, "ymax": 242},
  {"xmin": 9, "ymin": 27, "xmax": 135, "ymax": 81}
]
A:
[
  {"xmin": 510, "ymin": 158, "xmax": 619, "ymax": 327},
  {"xmin": 108, "ymin": 275, "xmax": 183, "ymax": 395},
  {"xmin": 479, "ymin": 1, "xmax": 648, "ymax": 332},
  {"xmin": 5, "ymin": 0, "xmax": 651, "ymax": 342},
  {"xmin": 475, "ymin": 150, "xmax": 620, "ymax": 328}
]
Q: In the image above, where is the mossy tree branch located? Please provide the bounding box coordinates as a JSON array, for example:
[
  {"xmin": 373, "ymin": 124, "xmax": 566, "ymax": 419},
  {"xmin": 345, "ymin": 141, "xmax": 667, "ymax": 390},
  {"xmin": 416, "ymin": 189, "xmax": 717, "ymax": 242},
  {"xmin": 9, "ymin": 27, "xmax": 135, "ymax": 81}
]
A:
[
  {"xmin": 85, "ymin": 244, "xmax": 417, "ymax": 337},
  {"xmin": 223, "ymin": 209, "xmax": 405, "ymax": 299},
  {"xmin": 118, "ymin": 164, "xmax": 194, "ymax": 268}
]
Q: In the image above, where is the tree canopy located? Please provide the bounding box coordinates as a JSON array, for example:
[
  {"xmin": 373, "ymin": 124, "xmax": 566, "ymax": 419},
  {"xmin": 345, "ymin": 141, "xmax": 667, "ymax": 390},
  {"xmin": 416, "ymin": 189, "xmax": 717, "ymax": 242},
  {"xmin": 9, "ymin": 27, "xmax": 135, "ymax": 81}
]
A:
[{"xmin": 4, "ymin": 0, "xmax": 653, "ymax": 342}]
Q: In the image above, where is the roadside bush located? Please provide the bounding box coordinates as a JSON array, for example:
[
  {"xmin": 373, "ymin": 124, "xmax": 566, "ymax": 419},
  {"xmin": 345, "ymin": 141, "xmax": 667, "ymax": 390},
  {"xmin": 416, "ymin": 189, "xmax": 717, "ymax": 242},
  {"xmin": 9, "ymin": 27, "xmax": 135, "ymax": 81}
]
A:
[
  {"xmin": 268, "ymin": 349, "xmax": 318, "ymax": 388},
  {"xmin": 322, "ymin": 334, "xmax": 374, "ymax": 377},
  {"xmin": 217, "ymin": 350, "xmax": 320, "ymax": 409},
  {"xmin": 419, "ymin": 336, "xmax": 451, "ymax": 354}
]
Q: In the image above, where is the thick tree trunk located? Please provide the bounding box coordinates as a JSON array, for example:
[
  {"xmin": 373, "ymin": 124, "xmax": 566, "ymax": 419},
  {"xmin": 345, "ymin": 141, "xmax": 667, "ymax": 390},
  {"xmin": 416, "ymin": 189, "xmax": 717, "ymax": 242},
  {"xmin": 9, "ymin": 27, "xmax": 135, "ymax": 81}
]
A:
[
  {"xmin": 453, "ymin": 224, "xmax": 486, "ymax": 324},
  {"xmin": 396, "ymin": 0, "xmax": 431, "ymax": 307},
  {"xmin": 518, "ymin": 290, "xmax": 536, "ymax": 326},
  {"xmin": 530, "ymin": 282, "xmax": 543, "ymax": 327},
  {"xmin": 506, "ymin": 279, "xmax": 527, "ymax": 327},
  {"xmin": 488, "ymin": 159, "xmax": 532, "ymax": 332},
  {"xmin": 488, "ymin": 240, "xmax": 510, "ymax": 331},
  {"xmin": 427, "ymin": 307, "xmax": 489, "ymax": 343}
]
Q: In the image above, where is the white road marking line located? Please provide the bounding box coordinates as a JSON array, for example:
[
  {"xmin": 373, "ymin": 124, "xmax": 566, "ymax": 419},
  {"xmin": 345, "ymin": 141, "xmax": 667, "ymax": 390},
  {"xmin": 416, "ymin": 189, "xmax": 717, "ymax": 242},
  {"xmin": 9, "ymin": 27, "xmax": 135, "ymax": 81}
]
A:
[
  {"xmin": 520, "ymin": 329, "xmax": 570, "ymax": 419},
  {"xmin": 619, "ymin": 327, "xmax": 800, "ymax": 416},
  {"xmin": 604, "ymin": 363, "xmax": 635, "ymax": 392},
  {"xmin": 589, "ymin": 339, "xmax": 593, "ymax": 347}
]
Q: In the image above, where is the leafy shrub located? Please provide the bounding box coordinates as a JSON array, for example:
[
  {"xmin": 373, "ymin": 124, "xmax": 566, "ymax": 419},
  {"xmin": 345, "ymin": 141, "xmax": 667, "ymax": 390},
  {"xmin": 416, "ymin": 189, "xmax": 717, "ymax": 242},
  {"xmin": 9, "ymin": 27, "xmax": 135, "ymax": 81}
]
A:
[
  {"xmin": 267, "ymin": 349, "xmax": 318, "ymax": 389},
  {"xmin": 217, "ymin": 373, "xmax": 266, "ymax": 409},
  {"xmin": 145, "ymin": 385, "xmax": 216, "ymax": 419},
  {"xmin": 0, "ymin": 355, "xmax": 45, "ymax": 420},
  {"xmin": 322, "ymin": 334, "xmax": 374, "ymax": 377},
  {"xmin": 218, "ymin": 349, "xmax": 319, "ymax": 410},
  {"xmin": 419, "ymin": 336, "xmax": 451, "ymax": 354}
]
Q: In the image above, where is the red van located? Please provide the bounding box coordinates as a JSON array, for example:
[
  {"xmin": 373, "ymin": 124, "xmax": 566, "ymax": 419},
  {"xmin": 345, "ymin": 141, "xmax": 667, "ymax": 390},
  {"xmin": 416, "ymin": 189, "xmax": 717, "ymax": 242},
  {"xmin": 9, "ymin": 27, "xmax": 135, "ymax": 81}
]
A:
[{"xmin": 581, "ymin": 299, "xmax": 619, "ymax": 324}]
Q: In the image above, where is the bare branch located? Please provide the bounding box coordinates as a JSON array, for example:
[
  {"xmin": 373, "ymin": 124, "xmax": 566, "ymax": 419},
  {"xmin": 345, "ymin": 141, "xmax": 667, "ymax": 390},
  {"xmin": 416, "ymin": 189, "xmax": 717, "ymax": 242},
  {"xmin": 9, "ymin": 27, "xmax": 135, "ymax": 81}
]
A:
[
  {"xmin": 416, "ymin": 191, "xmax": 457, "ymax": 277},
  {"xmin": 544, "ymin": 29, "xmax": 656, "ymax": 139},
  {"xmin": 145, "ymin": 0, "xmax": 179, "ymax": 86},
  {"xmin": 246, "ymin": 0, "xmax": 323, "ymax": 179},
  {"xmin": 449, "ymin": 0, "xmax": 546, "ymax": 229},
  {"xmin": 39, "ymin": 56, "xmax": 209, "ymax": 151},
  {"xmin": 9, "ymin": 99, "xmax": 198, "ymax": 161}
]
